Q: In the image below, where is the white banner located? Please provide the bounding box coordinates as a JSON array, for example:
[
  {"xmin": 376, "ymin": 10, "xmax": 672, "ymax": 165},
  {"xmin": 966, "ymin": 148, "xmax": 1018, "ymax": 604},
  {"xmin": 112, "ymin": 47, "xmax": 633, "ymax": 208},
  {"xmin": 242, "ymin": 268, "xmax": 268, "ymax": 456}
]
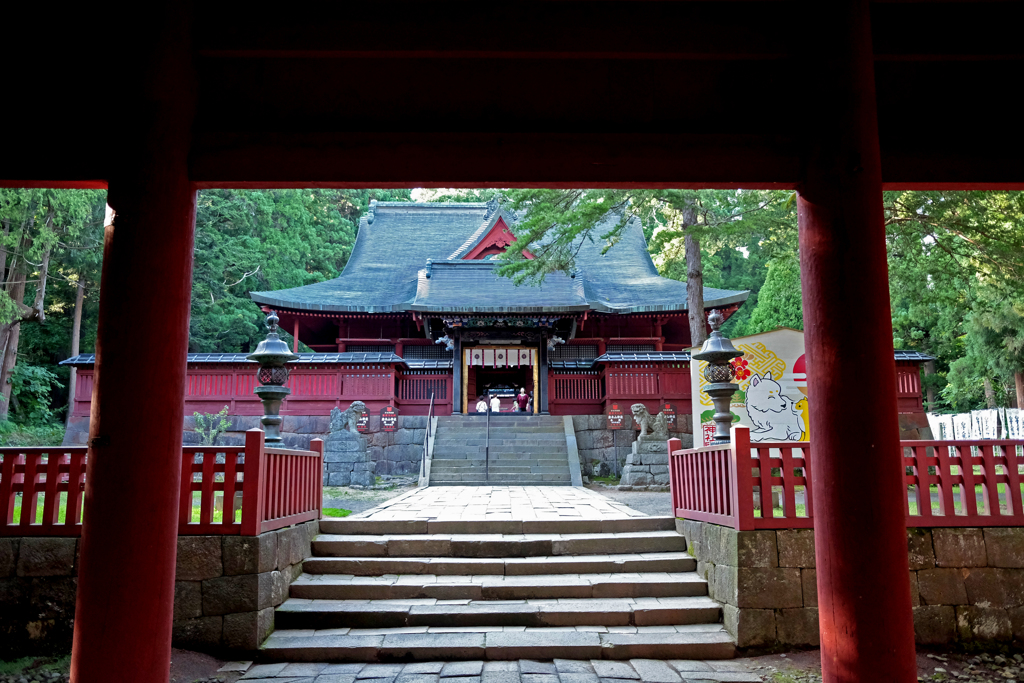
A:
[{"xmin": 930, "ymin": 409, "xmax": 1024, "ymax": 440}]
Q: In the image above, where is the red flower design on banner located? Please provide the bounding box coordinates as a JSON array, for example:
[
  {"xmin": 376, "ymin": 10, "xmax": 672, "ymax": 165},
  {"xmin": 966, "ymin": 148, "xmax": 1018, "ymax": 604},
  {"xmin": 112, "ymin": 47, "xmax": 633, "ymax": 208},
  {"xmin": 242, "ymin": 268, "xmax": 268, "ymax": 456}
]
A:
[{"xmin": 731, "ymin": 357, "xmax": 751, "ymax": 380}]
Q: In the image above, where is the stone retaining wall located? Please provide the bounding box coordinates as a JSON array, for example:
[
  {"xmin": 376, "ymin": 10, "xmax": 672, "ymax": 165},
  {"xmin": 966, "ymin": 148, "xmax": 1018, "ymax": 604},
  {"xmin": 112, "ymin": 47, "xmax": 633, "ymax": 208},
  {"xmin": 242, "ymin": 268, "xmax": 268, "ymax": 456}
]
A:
[
  {"xmin": 678, "ymin": 519, "xmax": 1024, "ymax": 649},
  {"xmin": 0, "ymin": 520, "xmax": 317, "ymax": 658},
  {"xmin": 571, "ymin": 415, "xmax": 693, "ymax": 479},
  {"xmin": 65, "ymin": 414, "xmax": 428, "ymax": 478}
]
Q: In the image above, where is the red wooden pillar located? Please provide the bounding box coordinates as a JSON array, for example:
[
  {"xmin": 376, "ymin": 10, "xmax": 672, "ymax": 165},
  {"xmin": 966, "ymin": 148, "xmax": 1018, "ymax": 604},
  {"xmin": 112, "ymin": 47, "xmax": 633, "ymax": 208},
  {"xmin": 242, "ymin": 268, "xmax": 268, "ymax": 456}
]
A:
[
  {"xmin": 71, "ymin": 7, "xmax": 196, "ymax": 683},
  {"xmin": 797, "ymin": 3, "xmax": 916, "ymax": 681}
]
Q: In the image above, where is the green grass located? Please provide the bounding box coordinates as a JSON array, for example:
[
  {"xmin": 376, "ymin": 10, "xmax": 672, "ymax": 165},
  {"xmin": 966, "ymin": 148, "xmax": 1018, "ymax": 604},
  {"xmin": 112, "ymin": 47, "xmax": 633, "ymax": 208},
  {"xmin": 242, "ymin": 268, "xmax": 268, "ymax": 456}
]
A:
[
  {"xmin": 11, "ymin": 492, "xmax": 350, "ymax": 526},
  {"xmin": 591, "ymin": 475, "xmax": 621, "ymax": 484},
  {"xmin": 749, "ymin": 482, "xmax": 1024, "ymax": 519},
  {"xmin": 0, "ymin": 654, "xmax": 70, "ymax": 675}
]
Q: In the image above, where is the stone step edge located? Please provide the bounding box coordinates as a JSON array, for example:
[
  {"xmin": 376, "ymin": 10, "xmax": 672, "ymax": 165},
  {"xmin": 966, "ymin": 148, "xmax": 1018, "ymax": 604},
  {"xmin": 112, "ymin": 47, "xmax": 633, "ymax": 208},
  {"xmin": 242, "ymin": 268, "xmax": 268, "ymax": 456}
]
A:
[
  {"xmin": 275, "ymin": 596, "xmax": 720, "ymax": 628},
  {"xmin": 426, "ymin": 482, "xmax": 575, "ymax": 487},
  {"xmin": 288, "ymin": 574, "xmax": 707, "ymax": 601},
  {"xmin": 260, "ymin": 629, "xmax": 736, "ymax": 662},
  {"xmin": 319, "ymin": 517, "xmax": 676, "ymax": 535},
  {"xmin": 301, "ymin": 552, "xmax": 694, "ymax": 576}
]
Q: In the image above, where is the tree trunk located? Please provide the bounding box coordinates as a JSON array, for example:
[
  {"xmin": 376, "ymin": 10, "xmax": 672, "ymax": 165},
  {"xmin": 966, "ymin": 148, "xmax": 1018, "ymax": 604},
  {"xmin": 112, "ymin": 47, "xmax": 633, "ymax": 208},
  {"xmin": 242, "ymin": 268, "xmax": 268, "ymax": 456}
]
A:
[
  {"xmin": 0, "ymin": 248, "xmax": 28, "ymax": 421},
  {"xmin": 1015, "ymin": 371, "xmax": 1023, "ymax": 410},
  {"xmin": 923, "ymin": 360, "xmax": 936, "ymax": 411},
  {"xmin": 681, "ymin": 200, "xmax": 706, "ymax": 347},
  {"xmin": 0, "ymin": 218, "xmax": 10, "ymax": 285},
  {"xmin": 0, "ymin": 322, "xmax": 20, "ymax": 421},
  {"xmin": 983, "ymin": 378, "xmax": 997, "ymax": 409},
  {"xmin": 66, "ymin": 279, "xmax": 85, "ymax": 426}
]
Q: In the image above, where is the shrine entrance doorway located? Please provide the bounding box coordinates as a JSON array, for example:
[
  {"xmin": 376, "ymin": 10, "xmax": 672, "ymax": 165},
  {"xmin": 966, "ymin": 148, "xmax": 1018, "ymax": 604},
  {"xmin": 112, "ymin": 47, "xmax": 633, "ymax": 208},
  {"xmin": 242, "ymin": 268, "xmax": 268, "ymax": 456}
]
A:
[
  {"xmin": 472, "ymin": 366, "xmax": 534, "ymax": 413},
  {"xmin": 461, "ymin": 344, "xmax": 540, "ymax": 415}
]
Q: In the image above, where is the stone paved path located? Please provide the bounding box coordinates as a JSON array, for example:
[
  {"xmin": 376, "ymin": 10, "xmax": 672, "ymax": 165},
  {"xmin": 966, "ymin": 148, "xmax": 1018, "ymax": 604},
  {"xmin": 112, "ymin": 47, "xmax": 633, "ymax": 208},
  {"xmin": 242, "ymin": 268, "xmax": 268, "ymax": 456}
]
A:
[
  {"xmin": 348, "ymin": 486, "xmax": 646, "ymax": 522},
  {"xmin": 236, "ymin": 658, "xmax": 761, "ymax": 682}
]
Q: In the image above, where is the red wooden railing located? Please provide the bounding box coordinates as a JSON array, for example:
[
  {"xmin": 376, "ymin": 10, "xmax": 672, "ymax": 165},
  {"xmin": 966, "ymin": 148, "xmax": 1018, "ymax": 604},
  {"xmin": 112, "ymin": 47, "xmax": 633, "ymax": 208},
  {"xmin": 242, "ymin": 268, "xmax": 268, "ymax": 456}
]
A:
[
  {"xmin": 1, "ymin": 430, "xmax": 322, "ymax": 537},
  {"xmin": 0, "ymin": 446, "xmax": 88, "ymax": 536},
  {"xmin": 552, "ymin": 374, "xmax": 603, "ymax": 401},
  {"xmin": 398, "ymin": 375, "xmax": 451, "ymax": 402},
  {"xmin": 669, "ymin": 425, "xmax": 1024, "ymax": 530},
  {"xmin": 72, "ymin": 365, "xmax": 398, "ymax": 417}
]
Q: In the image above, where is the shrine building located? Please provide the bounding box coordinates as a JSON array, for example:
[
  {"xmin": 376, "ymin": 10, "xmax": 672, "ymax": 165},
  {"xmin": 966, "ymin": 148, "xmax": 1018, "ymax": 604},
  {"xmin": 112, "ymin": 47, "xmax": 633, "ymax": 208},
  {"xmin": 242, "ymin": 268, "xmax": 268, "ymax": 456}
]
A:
[{"xmin": 63, "ymin": 199, "xmax": 932, "ymax": 444}]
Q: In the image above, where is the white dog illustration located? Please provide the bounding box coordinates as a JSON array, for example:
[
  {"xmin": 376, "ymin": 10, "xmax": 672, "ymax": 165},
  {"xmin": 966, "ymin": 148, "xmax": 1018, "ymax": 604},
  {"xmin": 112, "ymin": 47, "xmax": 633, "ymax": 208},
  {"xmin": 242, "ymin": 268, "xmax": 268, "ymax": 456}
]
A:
[{"xmin": 745, "ymin": 372, "xmax": 805, "ymax": 441}]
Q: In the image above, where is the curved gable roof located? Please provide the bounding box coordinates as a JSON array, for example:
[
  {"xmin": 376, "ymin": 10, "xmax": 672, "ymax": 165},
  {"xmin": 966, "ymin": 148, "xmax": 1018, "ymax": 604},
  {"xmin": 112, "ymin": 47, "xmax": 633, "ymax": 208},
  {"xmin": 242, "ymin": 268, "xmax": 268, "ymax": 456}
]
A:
[{"xmin": 251, "ymin": 202, "xmax": 748, "ymax": 314}]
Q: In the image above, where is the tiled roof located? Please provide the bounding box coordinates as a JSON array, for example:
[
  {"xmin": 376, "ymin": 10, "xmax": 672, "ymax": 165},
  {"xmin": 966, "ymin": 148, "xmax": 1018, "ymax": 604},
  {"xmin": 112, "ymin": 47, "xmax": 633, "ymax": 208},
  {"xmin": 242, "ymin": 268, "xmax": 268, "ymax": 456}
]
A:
[
  {"xmin": 894, "ymin": 350, "xmax": 936, "ymax": 361},
  {"xmin": 404, "ymin": 359, "xmax": 454, "ymax": 369},
  {"xmin": 596, "ymin": 352, "xmax": 693, "ymax": 363},
  {"xmin": 412, "ymin": 261, "xmax": 589, "ymax": 313},
  {"xmin": 250, "ymin": 202, "xmax": 748, "ymax": 315},
  {"xmin": 549, "ymin": 360, "xmax": 596, "ymax": 370}
]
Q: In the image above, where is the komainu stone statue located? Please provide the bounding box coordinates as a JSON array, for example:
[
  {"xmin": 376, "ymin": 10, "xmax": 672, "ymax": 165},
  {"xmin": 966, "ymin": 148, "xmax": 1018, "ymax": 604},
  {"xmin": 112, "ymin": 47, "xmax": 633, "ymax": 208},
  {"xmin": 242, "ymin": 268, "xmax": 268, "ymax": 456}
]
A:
[
  {"xmin": 631, "ymin": 403, "xmax": 669, "ymax": 442},
  {"xmin": 621, "ymin": 404, "xmax": 672, "ymax": 487},
  {"xmin": 324, "ymin": 401, "xmax": 375, "ymax": 487},
  {"xmin": 330, "ymin": 401, "xmax": 366, "ymax": 435}
]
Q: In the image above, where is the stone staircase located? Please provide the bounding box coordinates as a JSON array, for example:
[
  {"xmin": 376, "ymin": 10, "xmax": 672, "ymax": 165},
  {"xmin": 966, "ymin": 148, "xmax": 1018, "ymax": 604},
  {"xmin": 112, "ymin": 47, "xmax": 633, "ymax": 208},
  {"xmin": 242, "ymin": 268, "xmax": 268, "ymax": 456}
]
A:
[
  {"xmin": 428, "ymin": 415, "xmax": 572, "ymax": 486},
  {"xmin": 263, "ymin": 516, "xmax": 734, "ymax": 662}
]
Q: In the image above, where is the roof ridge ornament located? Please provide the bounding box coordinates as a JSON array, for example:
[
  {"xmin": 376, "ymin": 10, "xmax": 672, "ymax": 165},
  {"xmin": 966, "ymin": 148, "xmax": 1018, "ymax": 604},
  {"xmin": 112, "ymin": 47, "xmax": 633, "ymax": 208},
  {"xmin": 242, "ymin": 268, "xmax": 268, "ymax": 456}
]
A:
[{"xmin": 367, "ymin": 199, "xmax": 377, "ymax": 224}]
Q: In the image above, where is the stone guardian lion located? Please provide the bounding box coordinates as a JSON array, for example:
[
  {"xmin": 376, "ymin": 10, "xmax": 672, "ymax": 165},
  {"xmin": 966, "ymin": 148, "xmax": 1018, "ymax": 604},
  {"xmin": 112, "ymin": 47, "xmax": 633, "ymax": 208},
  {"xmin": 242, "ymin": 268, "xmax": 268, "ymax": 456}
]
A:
[
  {"xmin": 331, "ymin": 401, "xmax": 367, "ymax": 435},
  {"xmin": 631, "ymin": 403, "xmax": 669, "ymax": 442}
]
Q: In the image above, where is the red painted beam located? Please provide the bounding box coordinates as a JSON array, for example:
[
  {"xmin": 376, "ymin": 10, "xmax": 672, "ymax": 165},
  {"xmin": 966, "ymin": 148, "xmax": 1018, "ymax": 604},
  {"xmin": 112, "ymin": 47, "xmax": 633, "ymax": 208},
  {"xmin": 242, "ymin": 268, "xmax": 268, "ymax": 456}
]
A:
[{"xmin": 797, "ymin": 3, "xmax": 916, "ymax": 681}]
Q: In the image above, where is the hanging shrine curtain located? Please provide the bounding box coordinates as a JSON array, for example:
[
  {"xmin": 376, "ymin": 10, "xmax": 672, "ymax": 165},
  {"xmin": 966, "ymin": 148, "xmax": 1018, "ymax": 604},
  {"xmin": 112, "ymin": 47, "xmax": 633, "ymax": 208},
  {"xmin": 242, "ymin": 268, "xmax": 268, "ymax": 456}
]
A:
[{"xmin": 466, "ymin": 347, "xmax": 536, "ymax": 367}]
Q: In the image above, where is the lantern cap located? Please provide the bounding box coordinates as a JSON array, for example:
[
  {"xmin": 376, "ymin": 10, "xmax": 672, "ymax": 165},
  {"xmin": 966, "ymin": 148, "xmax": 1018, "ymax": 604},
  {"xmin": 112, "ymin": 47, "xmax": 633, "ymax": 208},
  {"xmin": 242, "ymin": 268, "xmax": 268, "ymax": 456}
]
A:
[
  {"xmin": 691, "ymin": 310, "xmax": 743, "ymax": 363},
  {"xmin": 246, "ymin": 311, "xmax": 300, "ymax": 365}
]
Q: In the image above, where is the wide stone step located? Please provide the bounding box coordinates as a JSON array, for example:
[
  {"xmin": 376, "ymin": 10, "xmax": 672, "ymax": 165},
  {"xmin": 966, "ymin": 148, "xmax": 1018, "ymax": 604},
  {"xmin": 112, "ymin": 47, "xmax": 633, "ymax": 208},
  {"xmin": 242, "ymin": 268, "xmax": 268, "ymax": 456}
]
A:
[
  {"xmin": 432, "ymin": 480, "xmax": 574, "ymax": 487},
  {"xmin": 432, "ymin": 447, "xmax": 568, "ymax": 457},
  {"xmin": 261, "ymin": 625, "xmax": 735, "ymax": 662},
  {"xmin": 429, "ymin": 459, "xmax": 568, "ymax": 469},
  {"xmin": 290, "ymin": 571, "xmax": 707, "ymax": 601},
  {"xmin": 429, "ymin": 468, "xmax": 571, "ymax": 478},
  {"xmin": 433, "ymin": 439, "xmax": 567, "ymax": 446},
  {"xmin": 436, "ymin": 429, "xmax": 566, "ymax": 436},
  {"xmin": 318, "ymin": 517, "xmax": 677, "ymax": 535},
  {"xmin": 312, "ymin": 531, "xmax": 687, "ymax": 558},
  {"xmin": 302, "ymin": 552, "xmax": 695, "ymax": 576},
  {"xmin": 276, "ymin": 595, "xmax": 720, "ymax": 629},
  {"xmin": 429, "ymin": 474, "xmax": 572, "ymax": 484},
  {"xmin": 430, "ymin": 463, "xmax": 569, "ymax": 472}
]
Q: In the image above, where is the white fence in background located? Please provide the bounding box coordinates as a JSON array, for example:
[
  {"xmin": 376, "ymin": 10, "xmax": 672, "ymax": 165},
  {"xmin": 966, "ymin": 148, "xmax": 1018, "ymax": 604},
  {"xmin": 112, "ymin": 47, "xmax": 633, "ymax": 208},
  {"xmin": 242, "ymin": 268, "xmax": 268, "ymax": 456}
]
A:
[{"xmin": 927, "ymin": 409, "xmax": 1024, "ymax": 441}]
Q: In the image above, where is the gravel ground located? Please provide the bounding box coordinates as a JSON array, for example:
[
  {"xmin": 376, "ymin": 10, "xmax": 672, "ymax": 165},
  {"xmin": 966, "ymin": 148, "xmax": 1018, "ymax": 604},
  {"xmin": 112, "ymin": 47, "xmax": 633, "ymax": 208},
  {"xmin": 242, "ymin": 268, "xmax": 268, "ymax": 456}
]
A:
[
  {"xmin": 322, "ymin": 483, "xmax": 419, "ymax": 515},
  {"xmin": 586, "ymin": 484, "xmax": 673, "ymax": 517}
]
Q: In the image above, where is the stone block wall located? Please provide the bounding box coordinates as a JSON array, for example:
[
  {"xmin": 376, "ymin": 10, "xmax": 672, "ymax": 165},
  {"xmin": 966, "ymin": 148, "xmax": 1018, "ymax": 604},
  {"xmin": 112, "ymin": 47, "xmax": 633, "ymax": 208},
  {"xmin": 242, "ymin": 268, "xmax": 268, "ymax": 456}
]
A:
[
  {"xmin": 571, "ymin": 414, "xmax": 693, "ymax": 479},
  {"xmin": 65, "ymin": 414, "xmax": 428, "ymax": 479},
  {"xmin": 678, "ymin": 519, "xmax": 1024, "ymax": 649},
  {"xmin": 0, "ymin": 520, "xmax": 317, "ymax": 658}
]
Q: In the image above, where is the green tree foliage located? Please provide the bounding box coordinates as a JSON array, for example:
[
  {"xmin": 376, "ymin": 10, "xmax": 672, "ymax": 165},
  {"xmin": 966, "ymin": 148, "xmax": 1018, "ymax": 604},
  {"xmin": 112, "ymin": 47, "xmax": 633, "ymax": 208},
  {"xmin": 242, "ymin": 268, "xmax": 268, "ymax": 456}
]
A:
[
  {"xmin": 742, "ymin": 256, "xmax": 804, "ymax": 336},
  {"xmin": 0, "ymin": 189, "xmax": 107, "ymax": 425},
  {"xmin": 885, "ymin": 190, "xmax": 1024, "ymax": 410},
  {"xmin": 493, "ymin": 188, "xmax": 799, "ymax": 340},
  {"xmin": 189, "ymin": 189, "xmax": 410, "ymax": 352}
]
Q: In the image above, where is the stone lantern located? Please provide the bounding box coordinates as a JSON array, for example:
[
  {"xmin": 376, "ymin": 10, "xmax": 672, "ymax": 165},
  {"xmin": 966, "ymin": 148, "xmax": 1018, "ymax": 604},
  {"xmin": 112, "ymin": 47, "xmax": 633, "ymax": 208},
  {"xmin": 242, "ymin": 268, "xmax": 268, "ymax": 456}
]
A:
[
  {"xmin": 247, "ymin": 311, "xmax": 299, "ymax": 444},
  {"xmin": 691, "ymin": 310, "xmax": 744, "ymax": 446}
]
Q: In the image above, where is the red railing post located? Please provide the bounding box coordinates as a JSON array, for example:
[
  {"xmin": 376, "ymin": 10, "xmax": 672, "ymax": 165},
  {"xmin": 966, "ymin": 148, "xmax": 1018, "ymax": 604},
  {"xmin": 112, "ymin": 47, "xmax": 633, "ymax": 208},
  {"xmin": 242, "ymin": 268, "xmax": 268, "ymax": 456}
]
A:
[
  {"xmin": 731, "ymin": 426, "xmax": 755, "ymax": 530},
  {"xmin": 310, "ymin": 439, "xmax": 324, "ymax": 519},
  {"xmin": 241, "ymin": 429, "xmax": 266, "ymax": 536},
  {"xmin": 668, "ymin": 437, "xmax": 682, "ymax": 515}
]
